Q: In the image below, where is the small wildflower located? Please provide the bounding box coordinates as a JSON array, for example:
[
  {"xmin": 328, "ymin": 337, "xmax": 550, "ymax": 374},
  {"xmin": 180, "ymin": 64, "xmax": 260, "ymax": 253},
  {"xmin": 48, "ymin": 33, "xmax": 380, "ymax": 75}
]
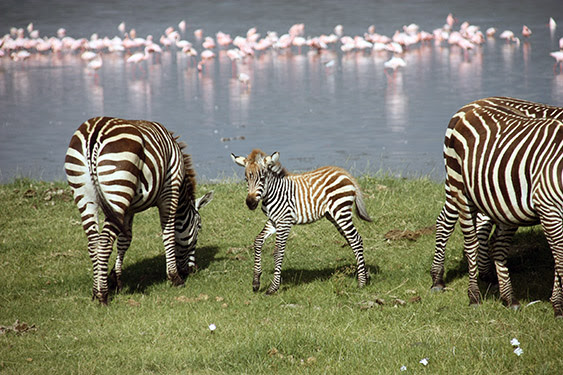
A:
[
  {"xmin": 419, "ymin": 358, "xmax": 429, "ymax": 366},
  {"xmin": 208, "ymin": 324, "xmax": 216, "ymax": 332},
  {"xmin": 514, "ymin": 347, "xmax": 524, "ymax": 356},
  {"xmin": 510, "ymin": 338, "xmax": 520, "ymax": 347},
  {"xmin": 400, "ymin": 365, "xmax": 407, "ymax": 371}
]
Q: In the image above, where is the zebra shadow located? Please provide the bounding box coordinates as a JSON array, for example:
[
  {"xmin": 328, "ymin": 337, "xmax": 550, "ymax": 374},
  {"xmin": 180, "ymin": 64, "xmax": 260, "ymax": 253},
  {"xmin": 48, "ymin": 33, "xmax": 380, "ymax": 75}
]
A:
[
  {"xmin": 280, "ymin": 264, "xmax": 380, "ymax": 287},
  {"xmin": 118, "ymin": 245, "xmax": 220, "ymax": 294},
  {"xmin": 444, "ymin": 229, "xmax": 554, "ymax": 302}
]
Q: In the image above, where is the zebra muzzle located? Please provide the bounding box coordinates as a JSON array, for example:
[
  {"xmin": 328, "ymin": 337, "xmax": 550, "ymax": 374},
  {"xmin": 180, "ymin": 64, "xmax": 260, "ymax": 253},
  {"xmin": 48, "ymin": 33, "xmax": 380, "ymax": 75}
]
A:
[{"xmin": 246, "ymin": 195, "xmax": 259, "ymax": 210}]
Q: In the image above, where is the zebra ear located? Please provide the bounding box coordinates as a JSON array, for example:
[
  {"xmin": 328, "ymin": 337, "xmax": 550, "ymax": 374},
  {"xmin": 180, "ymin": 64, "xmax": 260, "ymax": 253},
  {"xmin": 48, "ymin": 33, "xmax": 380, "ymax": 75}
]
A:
[
  {"xmin": 195, "ymin": 191, "xmax": 214, "ymax": 210},
  {"xmin": 265, "ymin": 152, "xmax": 280, "ymax": 166},
  {"xmin": 231, "ymin": 153, "xmax": 247, "ymax": 167},
  {"xmin": 271, "ymin": 152, "xmax": 280, "ymax": 164}
]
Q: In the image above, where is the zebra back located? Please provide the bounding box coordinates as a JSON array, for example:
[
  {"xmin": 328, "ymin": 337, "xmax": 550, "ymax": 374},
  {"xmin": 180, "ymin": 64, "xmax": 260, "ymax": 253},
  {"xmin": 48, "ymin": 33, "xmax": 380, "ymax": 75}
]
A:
[
  {"xmin": 446, "ymin": 105, "xmax": 563, "ymax": 225},
  {"xmin": 65, "ymin": 116, "xmax": 190, "ymax": 230}
]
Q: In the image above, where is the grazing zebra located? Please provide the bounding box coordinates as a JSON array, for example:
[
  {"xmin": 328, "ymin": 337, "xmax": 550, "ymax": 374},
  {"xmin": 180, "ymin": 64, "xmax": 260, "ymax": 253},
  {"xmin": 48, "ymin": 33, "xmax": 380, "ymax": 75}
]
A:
[
  {"xmin": 231, "ymin": 149, "xmax": 372, "ymax": 294},
  {"xmin": 432, "ymin": 97, "xmax": 563, "ymax": 294},
  {"xmin": 439, "ymin": 102, "xmax": 563, "ymax": 317},
  {"xmin": 65, "ymin": 117, "xmax": 213, "ymax": 304}
]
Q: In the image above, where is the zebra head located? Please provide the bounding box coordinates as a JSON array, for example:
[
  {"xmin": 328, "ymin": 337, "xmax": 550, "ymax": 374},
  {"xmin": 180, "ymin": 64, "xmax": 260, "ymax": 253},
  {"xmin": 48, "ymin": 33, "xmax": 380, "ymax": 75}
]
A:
[
  {"xmin": 175, "ymin": 190, "xmax": 214, "ymax": 274},
  {"xmin": 231, "ymin": 150, "xmax": 279, "ymax": 210},
  {"xmin": 185, "ymin": 191, "xmax": 214, "ymax": 248}
]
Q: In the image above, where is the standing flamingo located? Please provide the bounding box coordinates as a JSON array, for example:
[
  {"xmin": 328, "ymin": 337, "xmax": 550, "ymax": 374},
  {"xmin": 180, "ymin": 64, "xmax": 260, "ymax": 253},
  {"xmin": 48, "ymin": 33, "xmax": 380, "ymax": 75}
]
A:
[
  {"xmin": 127, "ymin": 47, "xmax": 150, "ymax": 75},
  {"xmin": 550, "ymin": 51, "xmax": 563, "ymax": 73}
]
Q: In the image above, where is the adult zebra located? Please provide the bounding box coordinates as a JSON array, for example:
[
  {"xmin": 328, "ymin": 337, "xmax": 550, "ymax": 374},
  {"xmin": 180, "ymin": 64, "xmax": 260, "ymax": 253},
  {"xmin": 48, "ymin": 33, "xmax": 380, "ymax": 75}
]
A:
[
  {"xmin": 432, "ymin": 97, "xmax": 563, "ymax": 295},
  {"xmin": 439, "ymin": 102, "xmax": 563, "ymax": 317},
  {"xmin": 65, "ymin": 117, "xmax": 213, "ymax": 304},
  {"xmin": 231, "ymin": 149, "xmax": 372, "ymax": 294}
]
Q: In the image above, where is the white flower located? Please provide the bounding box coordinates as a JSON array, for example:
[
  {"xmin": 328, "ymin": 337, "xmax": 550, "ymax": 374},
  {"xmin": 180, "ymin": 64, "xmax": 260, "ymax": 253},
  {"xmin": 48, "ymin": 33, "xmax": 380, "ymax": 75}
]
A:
[
  {"xmin": 514, "ymin": 347, "xmax": 524, "ymax": 356},
  {"xmin": 400, "ymin": 365, "xmax": 407, "ymax": 371},
  {"xmin": 419, "ymin": 358, "xmax": 429, "ymax": 366},
  {"xmin": 208, "ymin": 324, "xmax": 217, "ymax": 332},
  {"xmin": 510, "ymin": 338, "xmax": 520, "ymax": 347}
]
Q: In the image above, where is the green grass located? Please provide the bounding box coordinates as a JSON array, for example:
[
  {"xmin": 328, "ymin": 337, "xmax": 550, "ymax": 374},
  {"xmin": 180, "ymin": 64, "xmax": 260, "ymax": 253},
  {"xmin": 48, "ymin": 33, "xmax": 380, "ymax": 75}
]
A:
[{"xmin": 0, "ymin": 176, "xmax": 561, "ymax": 374}]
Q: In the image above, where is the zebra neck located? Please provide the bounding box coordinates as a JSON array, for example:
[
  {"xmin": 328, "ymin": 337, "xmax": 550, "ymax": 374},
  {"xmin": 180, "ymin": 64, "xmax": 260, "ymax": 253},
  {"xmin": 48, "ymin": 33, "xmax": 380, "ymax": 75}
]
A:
[{"xmin": 263, "ymin": 174, "xmax": 291, "ymax": 202}]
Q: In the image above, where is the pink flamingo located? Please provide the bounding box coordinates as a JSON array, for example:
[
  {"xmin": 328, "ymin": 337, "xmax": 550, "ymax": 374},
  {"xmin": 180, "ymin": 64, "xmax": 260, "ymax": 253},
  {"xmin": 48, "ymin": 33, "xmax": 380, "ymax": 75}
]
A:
[
  {"xmin": 178, "ymin": 20, "xmax": 187, "ymax": 34},
  {"xmin": 522, "ymin": 25, "xmax": 532, "ymax": 38},
  {"xmin": 238, "ymin": 72, "xmax": 250, "ymax": 89},
  {"xmin": 384, "ymin": 56, "xmax": 406, "ymax": 79},
  {"xmin": 127, "ymin": 47, "xmax": 150, "ymax": 75},
  {"xmin": 202, "ymin": 36, "xmax": 216, "ymax": 49},
  {"xmin": 550, "ymin": 51, "xmax": 563, "ymax": 73}
]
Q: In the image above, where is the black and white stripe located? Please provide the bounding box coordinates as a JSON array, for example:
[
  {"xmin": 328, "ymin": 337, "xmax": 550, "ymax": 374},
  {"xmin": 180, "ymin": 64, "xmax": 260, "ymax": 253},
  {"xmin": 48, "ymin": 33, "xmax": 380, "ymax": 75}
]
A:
[
  {"xmin": 433, "ymin": 98, "xmax": 563, "ymax": 317},
  {"xmin": 432, "ymin": 97, "xmax": 563, "ymax": 293},
  {"xmin": 232, "ymin": 149, "xmax": 372, "ymax": 294},
  {"xmin": 65, "ymin": 117, "xmax": 212, "ymax": 304}
]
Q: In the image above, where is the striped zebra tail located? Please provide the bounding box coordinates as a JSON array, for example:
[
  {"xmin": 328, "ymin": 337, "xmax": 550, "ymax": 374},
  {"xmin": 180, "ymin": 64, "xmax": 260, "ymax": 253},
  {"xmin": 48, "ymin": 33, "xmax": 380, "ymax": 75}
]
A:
[
  {"xmin": 354, "ymin": 188, "xmax": 373, "ymax": 222},
  {"xmin": 88, "ymin": 140, "xmax": 127, "ymax": 233}
]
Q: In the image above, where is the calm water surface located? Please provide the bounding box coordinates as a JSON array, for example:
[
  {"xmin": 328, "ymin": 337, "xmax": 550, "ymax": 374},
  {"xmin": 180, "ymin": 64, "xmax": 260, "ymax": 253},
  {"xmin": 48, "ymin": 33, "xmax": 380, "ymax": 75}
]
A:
[{"xmin": 1, "ymin": 0, "xmax": 562, "ymax": 182}]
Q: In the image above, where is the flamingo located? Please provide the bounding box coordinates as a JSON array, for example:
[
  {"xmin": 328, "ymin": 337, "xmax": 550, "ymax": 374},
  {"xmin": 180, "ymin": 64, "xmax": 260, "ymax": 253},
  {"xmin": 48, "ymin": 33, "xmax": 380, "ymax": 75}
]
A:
[
  {"xmin": 80, "ymin": 50, "xmax": 97, "ymax": 61},
  {"xmin": 549, "ymin": 17, "xmax": 557, "ymax": 32},
  {"xmin": 87, "ymin": 54, "xmax": 103, "ymax": 78},
  {"xmin": 292, "ymin": 36, "xmax": 306, "ymax": 53},
  {"xmin": 550, "ymin": 51, "xmax": 563, "ymax": 73},
  {"xmin": 238, "ymin": 72, "xmax": 250, "ymax": 88},
  {"xmin": 127, "ymin": 47, "xmax": 150, "ymax": 75},
  {"xmin": 486, "ymin": 27, "xmax": 496, "ymax": 37},
  {"xmin": 202, "ymin": 36, "xmax": 216, "ymax": 49},
  {"xmin": 522, "ymin": 25, "xmax": 532, "ymax": 38},
  {"xmin": 10, "ymin": 50, "xmax": 31, "ymax": 62},
  {"xmin": 384, "ymin": 56, "xmax": 406, "ymax": 79},
  {"xmin": 178, "ymin": 20, "xmax": 187, "ymax": 33},
  {"xmin": 200, "ymin": 49, "xmax": 215, "ymax": 59},
  {"xmin": 127, "ymin": 47, "xmax": 150, "ymax": 64}
]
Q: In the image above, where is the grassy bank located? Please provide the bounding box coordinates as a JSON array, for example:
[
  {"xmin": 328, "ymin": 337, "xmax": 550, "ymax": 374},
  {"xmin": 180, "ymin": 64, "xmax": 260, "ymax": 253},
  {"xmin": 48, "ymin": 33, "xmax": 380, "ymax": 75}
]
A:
[{"xmin": 0, "ymin": 176, "xmax": 561, "ymax": 374}]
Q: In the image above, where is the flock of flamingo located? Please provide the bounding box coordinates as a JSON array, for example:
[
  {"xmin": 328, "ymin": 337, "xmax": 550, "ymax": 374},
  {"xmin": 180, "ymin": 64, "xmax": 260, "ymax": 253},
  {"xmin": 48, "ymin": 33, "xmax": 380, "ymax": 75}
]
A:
[{"xmin": 2, "ymin": 14, "xmax": 563, "ymax": 81}]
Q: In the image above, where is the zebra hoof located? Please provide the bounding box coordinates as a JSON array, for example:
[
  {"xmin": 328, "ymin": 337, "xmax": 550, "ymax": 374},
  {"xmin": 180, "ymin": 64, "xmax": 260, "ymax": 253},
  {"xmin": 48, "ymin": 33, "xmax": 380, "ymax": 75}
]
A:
[
  {"xmin": 97, "ymin": 292, "xmax": 109, "ymax": 306},
  {"xmin": 265, "ymin": 287, "xmax": 278, "ymax": 295},
  {"xmin": 430, "ymin": 285, "xmax": 445, "ymax": 293},
  {"xmin": 252, "ymin": 285, "xmax": 260, "ymax": 293},
  {"xmin": 509, "ymin": 303, "xmax": 521, "ymax": 311}
]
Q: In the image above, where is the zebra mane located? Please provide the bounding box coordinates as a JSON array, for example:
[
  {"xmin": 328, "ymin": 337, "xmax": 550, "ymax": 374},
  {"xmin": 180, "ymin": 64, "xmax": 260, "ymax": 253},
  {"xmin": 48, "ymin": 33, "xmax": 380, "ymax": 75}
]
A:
[
  {"xmin": 248, "ymin": 149, "xmax": 288, "ymax": 177},
  {"xmin": 175, "ymin": 137, "xmax": 197, "ymax": 201}
]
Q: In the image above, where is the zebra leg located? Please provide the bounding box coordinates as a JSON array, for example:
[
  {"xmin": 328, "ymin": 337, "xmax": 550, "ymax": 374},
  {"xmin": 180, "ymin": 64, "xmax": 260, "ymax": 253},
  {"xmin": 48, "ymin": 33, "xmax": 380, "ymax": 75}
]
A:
[
  {"xmin": 328, "ymin": 212, "xmax": 369, "ymax": 287},
  {"xmin": 458, "ymin": 207, "xmax": 481, "ymax": 306},
  {"xmin": 266, "ymin": 223, "xmax": 291, "ymax": 295},
  {"xmin": 431, "ymin": 201, "xmax": 458, "ymax": 291},
  {"xmin": 489, "ymin": 225, "xmax": 519, "ymax": 309},
  {"xmin": 109, "ymin": 214, "xmax": 133, "ymax": 293},
  {"xmin": 538, "ymin": 211, "xmax": 563, "ymax": 317},
  {"xmin": 95, "ymin": 221, "xmax": 120, "ymax": 305},
  {"xmin": 159, "ymin": 193, "xmax": 184, "ymax": 287},
  {"xmin": 252, "ymin": 220, "xmax": 276, "ymax": 292},
  {"xmin": 79, "ymin": 204, "xmax": 100, "ymax": 301},
  {"xmin": 476, "ymin": 213, "xmax": 497, "ymax": 285}
]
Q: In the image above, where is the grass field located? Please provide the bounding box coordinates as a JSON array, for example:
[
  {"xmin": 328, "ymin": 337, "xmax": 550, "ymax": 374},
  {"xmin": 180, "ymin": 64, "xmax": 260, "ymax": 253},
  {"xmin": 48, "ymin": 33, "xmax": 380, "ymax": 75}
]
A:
[{"xmin": 0, "ymin": 176, "xmax": 561, "ymax": 374}]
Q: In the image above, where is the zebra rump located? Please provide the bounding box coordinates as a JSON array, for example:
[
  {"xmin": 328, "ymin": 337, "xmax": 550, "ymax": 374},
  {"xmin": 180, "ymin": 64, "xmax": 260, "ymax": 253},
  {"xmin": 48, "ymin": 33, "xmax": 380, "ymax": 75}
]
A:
[
  {"xmin": 440, "ymin": 100, "xmax": 563, "ymax": 317},
  {"xmin": 432, "ymin": 97, "xmax": 563, "ymax": 293},
  {"xmin": 65, "ymin": 116, "xmax": 213, "ymax": 304}
]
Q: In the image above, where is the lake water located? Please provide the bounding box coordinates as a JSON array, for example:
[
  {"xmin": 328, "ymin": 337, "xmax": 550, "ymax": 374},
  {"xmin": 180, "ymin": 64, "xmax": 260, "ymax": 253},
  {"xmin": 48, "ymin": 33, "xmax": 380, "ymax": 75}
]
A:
[{"xmin": 1, "ymin": 0, "xmax": 562, "ymax": 183}]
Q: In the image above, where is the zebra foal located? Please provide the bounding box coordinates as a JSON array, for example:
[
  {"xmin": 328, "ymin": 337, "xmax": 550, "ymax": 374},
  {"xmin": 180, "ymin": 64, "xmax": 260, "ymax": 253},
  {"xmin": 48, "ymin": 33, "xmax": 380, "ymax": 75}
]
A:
[
  {"xmin": 442, "ymin": 103, "xmax": 563, "ymax": 317},
  {"xmin": 432, "ymin": 97, "xmax": 563, "ymax": 293},
  {"xmin": 65, "ymin": 117, "xmax": 213, "ymax": 304},
  {"xmin": 231, "ymin": 149, "xmax": 372, "ymax": 294}
]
